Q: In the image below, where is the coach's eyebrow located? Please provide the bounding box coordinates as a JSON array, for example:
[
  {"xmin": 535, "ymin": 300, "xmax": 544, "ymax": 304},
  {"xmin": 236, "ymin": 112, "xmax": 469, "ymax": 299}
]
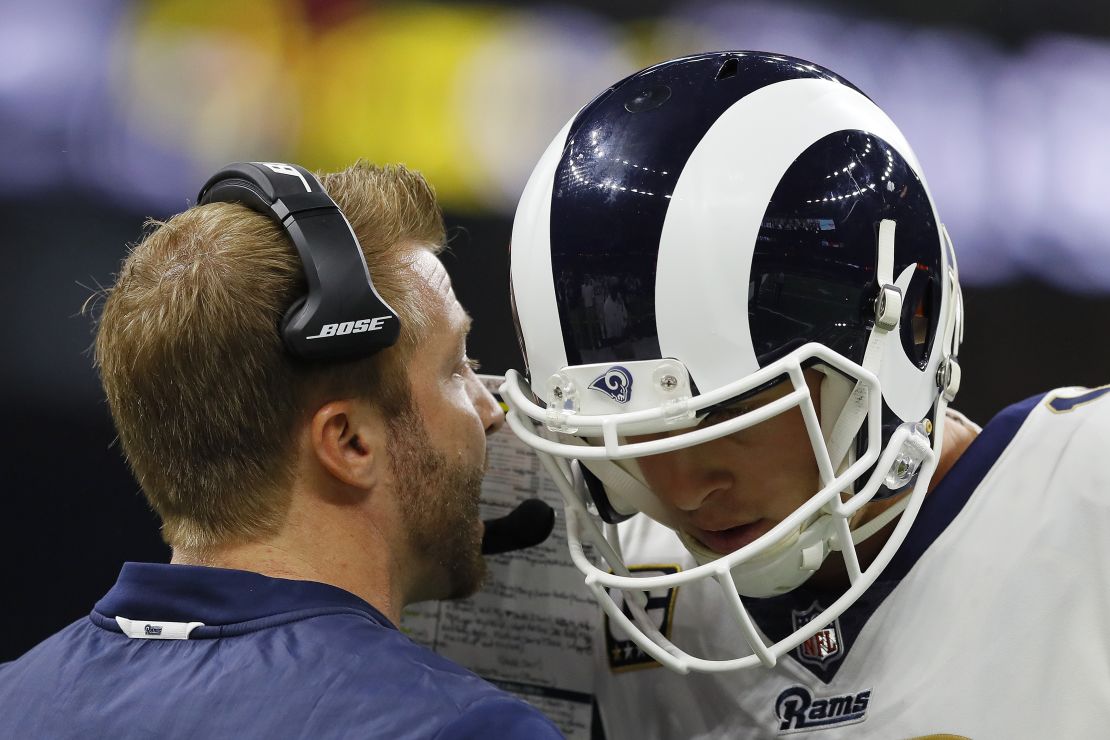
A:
[{"xmin": 453, "ymin": 313, "xmax": 474, "ymax": 354}]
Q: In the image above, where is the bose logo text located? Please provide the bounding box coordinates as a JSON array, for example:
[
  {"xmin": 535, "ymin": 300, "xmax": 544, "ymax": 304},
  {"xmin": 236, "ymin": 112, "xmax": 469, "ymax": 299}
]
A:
[{"xmin": 306, "ymin": 316, "xmax": 392, "ymax": 340}]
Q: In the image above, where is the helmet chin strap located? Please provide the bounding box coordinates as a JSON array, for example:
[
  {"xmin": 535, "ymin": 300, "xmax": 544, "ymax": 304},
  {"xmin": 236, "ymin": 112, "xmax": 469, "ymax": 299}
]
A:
[
  {"xmin": 587, "ymin": 460, "xmax": 679, "ymax": 528},
  {"xmin": 561, "ymin": 440, "xmax": 684, "ymax": 530},
  {"xmin": 678, "ymin": 516, "xmax": 840, "ymax": 598},
  {"xmin": 816, "ymin": 365, "xmax": 911, "ymax": 549},
  {"xmin": 842, "ymin": 496, "xmax": 910, "ymax": 546}
]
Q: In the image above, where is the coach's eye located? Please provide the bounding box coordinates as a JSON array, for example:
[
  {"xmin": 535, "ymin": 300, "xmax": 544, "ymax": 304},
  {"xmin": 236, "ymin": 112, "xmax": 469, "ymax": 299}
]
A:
[{"xmin": 454, "ymin": 356, "xmax": 480, "ymax": 378}]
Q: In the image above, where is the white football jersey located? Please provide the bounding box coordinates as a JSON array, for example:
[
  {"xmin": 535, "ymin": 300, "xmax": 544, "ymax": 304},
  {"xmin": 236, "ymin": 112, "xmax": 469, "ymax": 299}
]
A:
[{"xmin": 595, "ymin": 388, "xmax": 1110, "ymax": 739}]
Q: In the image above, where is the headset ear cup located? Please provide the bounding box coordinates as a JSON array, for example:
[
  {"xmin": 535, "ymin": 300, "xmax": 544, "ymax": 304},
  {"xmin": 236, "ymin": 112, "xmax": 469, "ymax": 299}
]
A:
[{"xmin": 280, "ymin": 295, "xmax": 308, "ymax": 351}]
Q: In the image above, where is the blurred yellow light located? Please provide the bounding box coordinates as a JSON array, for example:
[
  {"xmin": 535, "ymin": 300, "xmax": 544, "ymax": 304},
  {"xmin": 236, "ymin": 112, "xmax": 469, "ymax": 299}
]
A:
[
  {"xmin": 122, "ymin": 0, "xmax": 307, "ymax": 169},
  {"xmin": 297, "ymin": 4, "xmax": 501, "ymax": 211}
]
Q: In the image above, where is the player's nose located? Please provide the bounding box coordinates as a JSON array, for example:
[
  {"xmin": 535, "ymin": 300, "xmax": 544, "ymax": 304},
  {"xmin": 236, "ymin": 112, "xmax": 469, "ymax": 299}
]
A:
[{"xmin": 646, "ymin": 448, "xmax": 735, "ymax": 512}]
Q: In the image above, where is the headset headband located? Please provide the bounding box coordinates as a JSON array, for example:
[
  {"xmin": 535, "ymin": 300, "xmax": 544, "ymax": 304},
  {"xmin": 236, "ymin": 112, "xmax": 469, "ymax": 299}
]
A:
[{"xmin": 197, "ymin": 161, "xmax": 400, "ymax": 361}]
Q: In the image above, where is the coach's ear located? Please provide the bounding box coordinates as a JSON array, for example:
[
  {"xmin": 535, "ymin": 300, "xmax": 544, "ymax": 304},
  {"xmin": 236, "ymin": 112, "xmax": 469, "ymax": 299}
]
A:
[{"xmin": 308, "ymin": 399, "xmax": 388, "ymax": 493}]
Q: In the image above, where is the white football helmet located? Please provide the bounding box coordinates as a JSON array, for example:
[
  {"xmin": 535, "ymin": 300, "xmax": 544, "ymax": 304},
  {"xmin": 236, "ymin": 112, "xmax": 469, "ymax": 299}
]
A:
[{"xmin": 501, "ymin": 51, "xmax": 963, "ymax": 674}]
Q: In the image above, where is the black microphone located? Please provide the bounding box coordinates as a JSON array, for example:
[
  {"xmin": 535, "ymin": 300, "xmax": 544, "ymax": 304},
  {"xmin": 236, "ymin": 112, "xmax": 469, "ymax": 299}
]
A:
[{"xmin": 481, "ymin": 499, "xmax": 556, "ymax": 555}]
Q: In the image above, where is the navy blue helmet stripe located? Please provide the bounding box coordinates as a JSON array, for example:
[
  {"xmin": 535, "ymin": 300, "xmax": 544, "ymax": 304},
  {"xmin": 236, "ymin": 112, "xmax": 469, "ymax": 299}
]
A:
[{"xmin": 547, "ymin": 52, "xmax": 862, "ymax": 368}]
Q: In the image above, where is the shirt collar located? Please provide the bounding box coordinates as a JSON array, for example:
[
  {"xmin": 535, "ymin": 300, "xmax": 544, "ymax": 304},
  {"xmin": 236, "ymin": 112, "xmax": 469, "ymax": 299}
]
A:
[{"xmin": 93, "ymin": 562, "xmax": 395, "ymax": 629}]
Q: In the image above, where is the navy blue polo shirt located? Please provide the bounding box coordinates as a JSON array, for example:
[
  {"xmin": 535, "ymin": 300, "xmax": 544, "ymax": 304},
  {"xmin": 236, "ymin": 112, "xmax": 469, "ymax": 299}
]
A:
[{"xmin": 0, "ymin": 562, "xmax": 564, "ymax": 739}]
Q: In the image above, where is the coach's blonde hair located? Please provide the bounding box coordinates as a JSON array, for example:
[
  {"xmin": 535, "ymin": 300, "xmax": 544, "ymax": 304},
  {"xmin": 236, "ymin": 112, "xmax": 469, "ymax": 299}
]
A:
[{"xmin": 94, "ymin": 162, "xmax": 445, "ymax": 551}]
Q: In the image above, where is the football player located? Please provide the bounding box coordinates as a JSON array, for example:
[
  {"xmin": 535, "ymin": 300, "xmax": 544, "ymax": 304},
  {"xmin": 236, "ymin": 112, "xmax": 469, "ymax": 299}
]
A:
[{"xmin": 501, "ymin": 52, "xmax": 1110, "ymax": 738}]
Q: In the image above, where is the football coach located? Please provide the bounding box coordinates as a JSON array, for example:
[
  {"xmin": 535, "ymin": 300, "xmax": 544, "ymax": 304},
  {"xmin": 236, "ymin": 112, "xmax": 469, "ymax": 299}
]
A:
[{"xmin": 0, "ymin": 161, "xmax": 564, "ymax": 739}]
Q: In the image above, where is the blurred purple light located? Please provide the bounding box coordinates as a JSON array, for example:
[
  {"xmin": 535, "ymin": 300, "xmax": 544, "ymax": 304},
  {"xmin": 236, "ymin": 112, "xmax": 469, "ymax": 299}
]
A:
[{"xmin": 1, "ymin": 0, "xmax": 1110, "ymax": 291}]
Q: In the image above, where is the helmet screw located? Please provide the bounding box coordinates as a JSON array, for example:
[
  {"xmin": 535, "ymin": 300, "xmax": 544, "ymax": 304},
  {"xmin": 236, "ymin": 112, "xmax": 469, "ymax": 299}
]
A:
[
  {"xmin": 937, "ymin": 361, "xmax": 951, "ymax": 391},
  {"xmin": 660, "ymin": 374, "xmax": 678, "ymax": 391}
]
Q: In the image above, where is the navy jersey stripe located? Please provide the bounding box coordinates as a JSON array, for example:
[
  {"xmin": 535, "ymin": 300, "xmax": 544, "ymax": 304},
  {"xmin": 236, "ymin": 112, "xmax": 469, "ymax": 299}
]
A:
[{"xmin": 547, "ymin": 52, "xmax": 860, "ymax": 368}]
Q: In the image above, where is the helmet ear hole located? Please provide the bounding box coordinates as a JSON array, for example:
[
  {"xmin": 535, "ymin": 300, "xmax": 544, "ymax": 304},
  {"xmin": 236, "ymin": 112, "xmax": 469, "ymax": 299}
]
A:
[
  {"xmin": 899, "ymin": 270, "xmax": 938, "ymax": 368},
  {"xmin": 581, "ymin": 464, "xmax": 635, "ymax": 524}
]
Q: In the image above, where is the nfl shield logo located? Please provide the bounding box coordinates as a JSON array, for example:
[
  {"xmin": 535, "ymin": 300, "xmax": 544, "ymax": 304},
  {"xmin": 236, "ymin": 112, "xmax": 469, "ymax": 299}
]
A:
[{"xmin": 792, "ymin": 602, "xmax": 842, "ymax": 668}]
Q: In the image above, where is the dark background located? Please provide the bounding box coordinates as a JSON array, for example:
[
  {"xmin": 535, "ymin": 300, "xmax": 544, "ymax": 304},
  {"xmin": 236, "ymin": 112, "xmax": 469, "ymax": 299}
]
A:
[{"xmin": 3, "ymin": 0, "xmax": 1110, "ymax": 662}]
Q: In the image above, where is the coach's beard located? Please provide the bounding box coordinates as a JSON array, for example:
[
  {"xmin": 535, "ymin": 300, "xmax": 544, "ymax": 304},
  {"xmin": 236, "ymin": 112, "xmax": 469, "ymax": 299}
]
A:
[{"xmin": 388, "ymin": 410, "xmax": 487, "ymax": 602}]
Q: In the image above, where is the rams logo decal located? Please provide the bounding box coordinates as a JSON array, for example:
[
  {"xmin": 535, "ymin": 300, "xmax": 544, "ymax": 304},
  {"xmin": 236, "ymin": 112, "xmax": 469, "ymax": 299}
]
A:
[{"xmin": 590, "ymin": 366, "xmax": 634, "ymax": 405}]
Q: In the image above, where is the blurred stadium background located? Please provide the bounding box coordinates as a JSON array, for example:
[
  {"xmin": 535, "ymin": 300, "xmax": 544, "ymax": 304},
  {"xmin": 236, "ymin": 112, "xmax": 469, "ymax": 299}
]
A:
[{"xmin": 3, "ymin": 0, "xmax": 1109, "ymax": 661}]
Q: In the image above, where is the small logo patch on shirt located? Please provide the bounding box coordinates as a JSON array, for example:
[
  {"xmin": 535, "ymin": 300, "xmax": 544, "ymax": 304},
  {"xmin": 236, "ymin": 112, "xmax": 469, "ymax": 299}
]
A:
[
  {"xmin": 115, "ymin": 616, "xmax": 204, "ymax": 640},
  {"xmin": 791, "ymin": 602, "xmax": 843, "ymax": 670},
  {"xmin": 774, "ymin": 685, "xmax": 871, "ymax": 734}
]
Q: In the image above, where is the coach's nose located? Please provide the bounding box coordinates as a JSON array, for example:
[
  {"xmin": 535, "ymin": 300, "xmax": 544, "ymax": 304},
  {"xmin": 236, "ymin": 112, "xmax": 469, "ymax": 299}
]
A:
[{"xmin": 471, "ymin": 373, "xmax": 505, "ymax": 436}]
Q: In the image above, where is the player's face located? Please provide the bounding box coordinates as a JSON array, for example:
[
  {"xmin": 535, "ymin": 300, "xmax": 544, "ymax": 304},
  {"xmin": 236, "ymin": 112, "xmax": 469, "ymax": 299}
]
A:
[
  {"xmin": 632, "ymin": 372, "xmax": 823, "ymax": 556},
  {"xmin": 392, "ymin": 248, "xmax": 504, "ymax": 601}
]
